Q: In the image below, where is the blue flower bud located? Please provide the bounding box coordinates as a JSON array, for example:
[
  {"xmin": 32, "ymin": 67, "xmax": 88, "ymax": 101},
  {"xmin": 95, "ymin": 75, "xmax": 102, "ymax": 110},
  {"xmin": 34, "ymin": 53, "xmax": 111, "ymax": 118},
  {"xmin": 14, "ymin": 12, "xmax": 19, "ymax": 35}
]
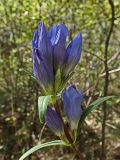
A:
[
  {"xmin": 62, "ymin": 33, "xmax": 82, "ymax": 78},
  {"xmin": 48, "ymin": 24, "xmax": 68, "ymax": 72},
  {"xmin": 48, "ymin": 24, "xmax": 68, "ymax": 45},
  {"xmin": 62, "ymin": 85, "xmax": 83, "ymax": 131},
  {"xmin": 45, "ymin": 106, "xmax": 64, "ymax": 137},
  {"xmin": 32, "ymin": 48, "xmax": 54, "ymax": 94},
  {"xmin": 32, "ymin": 22, "xmax": 53, "ymax": 66}
]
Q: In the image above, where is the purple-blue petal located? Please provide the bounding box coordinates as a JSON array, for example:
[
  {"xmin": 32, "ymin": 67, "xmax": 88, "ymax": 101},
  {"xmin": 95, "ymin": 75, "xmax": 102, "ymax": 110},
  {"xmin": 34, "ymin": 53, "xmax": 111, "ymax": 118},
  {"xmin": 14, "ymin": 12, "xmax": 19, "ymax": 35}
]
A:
[
  {"xmin": 48, "ymin": 24, "xmax": 68, "ymax": 45},
  {"xmin": 61, "ymin": 85, "xmax": 83, "ymax": 130},
  {"xmin": 67, "ymin": 33, "xmax": 82, "ymax": 62},
  {"xmin": 32, "ymin": 49, "xmax": 54, "ymax": 91},
  {"xmin": 63, "ymin": 33, "xmax": 82, "ymax": 76},
  {"xmin": 32, "ymin": 22, "xmax": 53, "ymax": 65},
  {"xmin": 32, "ymin": 30, "xmax": 39, "ymax": 48},
  {"xmin": 45, "ymin": 106, "xmax": 64, "ymax": 136},
  {"xmin": 48, "ymin": 24, "xmax": 68, "ymax": 71},
  {"xmin": 53, "ymin": 29, "xmax": 66, "ymax": 71}
]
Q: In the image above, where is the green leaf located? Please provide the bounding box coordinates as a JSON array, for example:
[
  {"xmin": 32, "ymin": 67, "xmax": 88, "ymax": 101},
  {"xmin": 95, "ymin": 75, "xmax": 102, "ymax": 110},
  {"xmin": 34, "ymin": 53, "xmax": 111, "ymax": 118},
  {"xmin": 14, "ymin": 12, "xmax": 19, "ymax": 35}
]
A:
[
  {"xmin": 58, "ymin": 72, "xmax": 74, "ymax": 93},
  {"xmin": 38, "ymin": 95, "xmax": 51, "ymax": 123},
  {"xmin": 19, "ymin": 140, "xmax": 65, "ymax": 160},
  {"xmin": 78, "ymin": 96, "xmax": 115, "ymax": 129}
]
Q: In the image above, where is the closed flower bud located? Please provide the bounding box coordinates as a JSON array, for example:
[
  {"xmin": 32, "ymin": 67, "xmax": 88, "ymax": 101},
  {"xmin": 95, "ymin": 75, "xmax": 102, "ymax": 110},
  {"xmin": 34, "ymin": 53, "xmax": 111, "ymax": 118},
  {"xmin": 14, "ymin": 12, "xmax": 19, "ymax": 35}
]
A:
[
  {"xmin": 32, "ymin": 48, "xmax": 54, "ymax": 94},
  {"xmin": 48, "ymin": 24, "xmax": 68, "ymax": 72},
  {"xmin": 32, "ymin": 22, "xmax": 53, "ymax": 66},
  {"xmin": 62, "ymin": 85, "xmax": 83, "ymax": 131},
  {"xmin": 62, "ymin": 33, "xmax": 82, "ymax": 78},
  {"xmin": 45, "ymin": 106, "xmax": 64, "ymax": 137}
]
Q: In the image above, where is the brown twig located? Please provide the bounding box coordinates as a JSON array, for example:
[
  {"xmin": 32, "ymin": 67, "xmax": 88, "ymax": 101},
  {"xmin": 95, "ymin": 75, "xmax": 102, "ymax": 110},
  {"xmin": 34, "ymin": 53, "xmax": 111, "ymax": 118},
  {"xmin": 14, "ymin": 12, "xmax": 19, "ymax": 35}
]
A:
[
  {"xmin": 83, "ymin": 49, "xmax": 105, "ymax": 62},
  {"xmin": 99, "ymin": 67, "xmax": 120, "ymax": 77},
  {"xmin": 107, "ymin": 52, "xmax": 120, "ymax": 64},
  {"xmin": 71, "ymin": 144, "xmax": 85, "ymax": 160},
  {"xmin": 100, "ymin": 0, "xmax": 115, "ymax": 159}
]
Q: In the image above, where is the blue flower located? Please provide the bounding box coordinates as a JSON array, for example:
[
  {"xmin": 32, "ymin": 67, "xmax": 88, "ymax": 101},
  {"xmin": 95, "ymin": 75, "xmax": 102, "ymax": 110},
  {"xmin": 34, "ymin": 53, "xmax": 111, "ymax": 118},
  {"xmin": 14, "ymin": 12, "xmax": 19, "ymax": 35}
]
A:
[
  {"xmin": 48, "ymin": 24, "xmax": 68, "ymax": 72},
  {"xmin": 32, "ymin": 22, "xmax": 82, "ymax": 94},
  {"xmin": 62, "ymin": 85, "xmax": 83, "ymax": 131},
  {"xmin": 32, "ymin": 22, "xmax": 53, "ymax": 66},
  {"xmin": 32, "ymin": 48, "xmax": 54, "ymax": 94},
  {"xmin": 62, "ymin": 33, "xmax": 82, "ymax": 78},
  {"xmin": 45, "ymin": 106, "xmax": 64, "ymax": 137}
]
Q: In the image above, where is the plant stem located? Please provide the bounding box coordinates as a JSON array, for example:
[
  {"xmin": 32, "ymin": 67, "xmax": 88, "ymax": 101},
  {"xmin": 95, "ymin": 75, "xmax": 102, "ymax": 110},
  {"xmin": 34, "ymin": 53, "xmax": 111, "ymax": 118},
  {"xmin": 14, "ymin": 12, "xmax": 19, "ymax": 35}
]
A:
[
  {"xmin": 100, "ymin": 0, "xmax": 115, "ymax": 159},
  {"xmin": 71, "ymin": 144, "xmax": 85, "ymax": 160}
]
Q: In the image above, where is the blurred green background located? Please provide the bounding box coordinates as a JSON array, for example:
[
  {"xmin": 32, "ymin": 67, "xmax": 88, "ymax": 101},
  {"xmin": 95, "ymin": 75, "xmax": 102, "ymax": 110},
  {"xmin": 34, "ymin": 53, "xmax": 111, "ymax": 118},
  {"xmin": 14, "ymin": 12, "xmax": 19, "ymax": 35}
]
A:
[{"xmin": 0, "ymin": 0, "xmax": 120, "ymax": 159}]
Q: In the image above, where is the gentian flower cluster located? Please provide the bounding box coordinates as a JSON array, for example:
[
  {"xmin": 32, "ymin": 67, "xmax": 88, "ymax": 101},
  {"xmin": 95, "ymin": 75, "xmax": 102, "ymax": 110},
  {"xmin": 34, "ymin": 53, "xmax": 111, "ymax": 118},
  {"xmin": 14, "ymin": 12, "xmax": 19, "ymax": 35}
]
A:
[
  {"xmin": 32, "ymin": 22, "xmax": 83, "ymax": 144},
  {"xmin": 32, "ymin": 22, "xmax": 82, "ymax": 95}
]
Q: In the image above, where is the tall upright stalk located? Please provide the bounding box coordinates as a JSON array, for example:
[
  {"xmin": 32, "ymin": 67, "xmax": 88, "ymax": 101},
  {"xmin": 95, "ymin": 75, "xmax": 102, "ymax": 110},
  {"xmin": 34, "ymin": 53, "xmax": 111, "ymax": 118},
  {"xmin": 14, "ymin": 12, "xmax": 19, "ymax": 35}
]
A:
[{"xmin": 100, "ymin": 0, "xmax": 115, "ymax": 159}]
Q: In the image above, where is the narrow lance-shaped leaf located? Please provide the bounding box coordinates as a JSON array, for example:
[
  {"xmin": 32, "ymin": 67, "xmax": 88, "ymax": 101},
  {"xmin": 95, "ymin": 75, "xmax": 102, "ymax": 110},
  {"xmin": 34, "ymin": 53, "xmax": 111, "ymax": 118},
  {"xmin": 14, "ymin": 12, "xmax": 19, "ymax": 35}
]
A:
[
  {"xmin": 19, "ymin": 140, "xmax": 65, "ymax": 160},
  {"xmin": 38, "ymin": 95, "xmax": 51, "ymax": 123},
  {"xmin": 78, "ymin": 96, "xmax": 115, "ymax": 130},
  {"xmin": 58, "ymin": 72, "xmax": 74, "ymax": 93}
]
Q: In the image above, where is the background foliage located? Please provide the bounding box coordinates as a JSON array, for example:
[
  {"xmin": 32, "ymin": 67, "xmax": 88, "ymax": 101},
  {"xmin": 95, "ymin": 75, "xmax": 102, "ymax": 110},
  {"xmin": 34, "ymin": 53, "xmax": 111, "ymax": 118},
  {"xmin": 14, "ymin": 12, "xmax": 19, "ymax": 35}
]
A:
[{"xmin": 0, "ymin": 0, "xmax": 120, "ymax": 159}]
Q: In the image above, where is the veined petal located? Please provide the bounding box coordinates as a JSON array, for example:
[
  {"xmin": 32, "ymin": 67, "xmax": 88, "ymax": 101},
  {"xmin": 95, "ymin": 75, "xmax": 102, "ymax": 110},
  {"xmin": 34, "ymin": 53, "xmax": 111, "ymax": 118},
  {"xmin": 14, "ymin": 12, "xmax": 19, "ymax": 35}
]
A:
[
  {"xmin": 62, "ymin": 85, "xmax": 83, "ymax": 130},
  {"xmin": 53, "ymin": 29, "xmax": 66, "ymax": 72},
  {"xmin": 32, "ymin": 22, "xmax": 53, "ymax": 65},
  {"xmin": 32, "ymin": 49, "xmax": 54, "ymax": 93},
  {"xmin": 48, "ymin": 24, "xmax": 68, "ymax": 45},
  {"xmin": 62, "ymin": 33, "xmax": 82, "ymax": 77},
  {"xmin": 67, "ymin": 33, "xmax": 82, "ymax": 64},
  {"xmin": 45, "ymin": 106, "xmax": 64, "ymax": 137},
  {"xmin": 48, "ymin": 24, "xmax": 68, "ymax": 72}
]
